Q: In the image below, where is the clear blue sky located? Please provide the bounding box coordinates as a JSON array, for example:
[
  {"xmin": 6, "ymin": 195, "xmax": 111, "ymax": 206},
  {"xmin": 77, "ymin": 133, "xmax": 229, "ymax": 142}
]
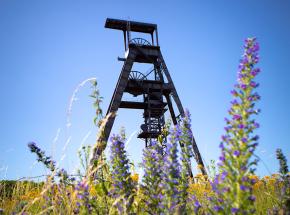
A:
[{"xmin": 0, "ymin": 0, "xmax": 289, "ymax": 180}]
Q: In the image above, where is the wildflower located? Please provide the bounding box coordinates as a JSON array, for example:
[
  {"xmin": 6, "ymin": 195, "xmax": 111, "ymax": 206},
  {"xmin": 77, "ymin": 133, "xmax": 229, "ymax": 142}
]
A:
[
  {"xmin": 276, "ymin": 148, "xmax": 289, "ymax": 177},
  {"xmin": 240, "ymin": 184, "xmax": 248, "ymax": 191},
  {"xmin": 109, "ymin": 134, "xmax": 135, "ymax": 214},
  {"xmin": 233, "ymin": 114, "xmax": 241, "ymax": 120},
  {"xmin": 210, "ymin": 38, "xmax": 261, "ymax": 214},
  {"xmin": 231, "ymin": 207, "xmax": 239, "ymax": 213},
  {"xmin": 74, "ymin": 181, "xmax": 93, "ymax": 214},
  {"xmin": 233, "ymin": 150, "xmax": 240, "ymax": 157},
  {"xmin": 27, "ymin": 142, "xmax": 56, "ymax": 172},
  {"xmin": 248, "ymin": 195, "xmax": 256, "ymax": 202},
  {"xmin": 214, "ymin": 205, "xmax": 222, "ymax": 212},
  {"xmin": 249, "ymin": 175, "xmax": 259, "ymax": 183},
  {"xmin": 178, "ymin": 110, "xmax": 198, "ymax": 211},
  {"xmin": 141, "ymin": 140, "xmax": 164, "ymax": 214},
  {"xmin": 160, "ymin": 124, "xmax": 182, "ymax": 213},
  {"xmin": 194, "ymin": 199, "xmax": 201, "ymax": 214},
  {"xmin": 130, "ymin": 173, "xmax": 139, "ymax": 182},
  {"xmin": 275, "ymin": 148, "xmax": 290, "ymax": 213},
  {"xmin": 219, "ymin": 142, "xmax": 225, "ymax": 150}
]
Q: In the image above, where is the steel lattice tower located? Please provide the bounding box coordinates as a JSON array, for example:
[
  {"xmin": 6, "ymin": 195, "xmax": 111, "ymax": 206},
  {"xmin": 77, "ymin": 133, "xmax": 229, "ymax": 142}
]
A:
[{"xmin": 92, "ymin": 18, "xmax": 206, "ymax": 175}]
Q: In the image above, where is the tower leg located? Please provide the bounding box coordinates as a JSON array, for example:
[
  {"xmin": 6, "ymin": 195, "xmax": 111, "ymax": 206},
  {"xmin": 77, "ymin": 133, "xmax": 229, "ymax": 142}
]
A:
[
  {"xmin": 159, "ymin": 53, "xmax": 207, "ymax": 175},
  {"xmin": 91, "ymin": 50, "xmax": 136, "ymax": 162}
]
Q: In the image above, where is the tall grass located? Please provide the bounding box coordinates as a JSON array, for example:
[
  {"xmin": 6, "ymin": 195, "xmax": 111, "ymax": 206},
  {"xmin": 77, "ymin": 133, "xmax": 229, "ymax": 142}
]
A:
[{"xmin": 0, "ymin": 38, "xmax": 289, "ymax": 214}]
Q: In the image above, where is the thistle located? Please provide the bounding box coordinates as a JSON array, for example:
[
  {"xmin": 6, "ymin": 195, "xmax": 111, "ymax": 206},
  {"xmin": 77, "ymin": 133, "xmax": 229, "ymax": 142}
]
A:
[
  {"xmin": 109, "ymin": 134, "xmax": 135, "ymax": 214},
  {"xmin": 211, "ymin": 38, "xmax": 261, "ymax": 214},
  {"xmin": 140, "ymin": 140, "xmax": 164, "ymax": 214}
]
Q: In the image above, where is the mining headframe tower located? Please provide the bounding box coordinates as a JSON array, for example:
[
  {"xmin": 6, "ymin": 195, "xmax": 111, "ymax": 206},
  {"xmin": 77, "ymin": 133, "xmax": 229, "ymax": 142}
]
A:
[{"xmin": 91, "ymin": 18, "xmax": 206, "ymax": 175}]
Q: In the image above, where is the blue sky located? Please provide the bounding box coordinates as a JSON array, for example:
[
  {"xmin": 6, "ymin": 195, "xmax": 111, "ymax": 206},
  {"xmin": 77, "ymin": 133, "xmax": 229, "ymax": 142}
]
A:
[{"xmin": 0, "ymin": 0, "xmax": 289, "ymax": 180}]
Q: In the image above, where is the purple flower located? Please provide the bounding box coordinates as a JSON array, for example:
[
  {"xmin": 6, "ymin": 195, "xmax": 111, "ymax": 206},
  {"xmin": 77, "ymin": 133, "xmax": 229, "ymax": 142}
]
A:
[
  {"xmin": 233, "ymin": 150, "xmax": 240, "ymax": 157},
  {"xmin": 233, "ymin": 114, "xmax": 242, "ymax": 120},
  {"xmin": 250, "ymin": 68, "xmax": 260, "ymax": 76},
  {"xmin": 248, "ymin": 195, "xmax": 256, "ymax": 201},
  {"xmin": 241, "ymin": 137, "xmax": 248, "ymax": 143},
  {"xmin": 241, "ymin": 176, "xmax": 248, "ymax": 182},
  {"xmin": 160, "ymin": 124, "xmax": 183, "ymax": 213},
  {"xmin": 238, "ymin": 124, "xmax": 245, "ymax": 129},
  {"xmin": 231, "ymin": 99, "xmax": 239, "ymax": 105},
  {"xmin": 219, "ymin": 153, "xmax": 226, "ymax": 162},
  {"xmin": 250, "ymin": 81, "xmax": 259, "ymax": 88},
  {"xmin": 231, "ymin": 90, "xmax": 238, "ymax": 97},
  {"xmin": 240, "ymin": 184, "xmax": 248, "ymax": 191},
  {"xmin": 224, "ymin": 126, "xmax": 232, "ymax": 132},
  {"xmin": 221, "ymin": 171, "xmax": 228, "ymax": 180},
  {"xmin": 141, "ymin": 141, "xmax": 164, "ymax": 214},
  {"xmin": 194, "ymin": 200, "xmax": 201, "ymax": 214},
  {"xmin": 213, "ymin": 205, "xmax": 222, "ymax": 211},
  {"xmin": 231, "ymin": 207, "xmax": 239, "ymax": 213},
  {"xmin": 253, "ymin": 122, "xmax": 260, "ymax": 128},
  {"xmin": 240, "ymin": 84, "xmax": 247, "ymax": 90},
  {"xmin": 241, "ymin": 166, "xmax": 247, "ymax": 171},
  {"xmin": 77, "ymin": 194, "xmax": 83, "ymax": 199},
  {"xmin": 212, "ymin": 38, "xmax": 261, "ymax": 213},
  {"xmin": 109, "ymin": 134, "xmax": 135, "ymax": 212},
  {"xmin": 221, "ymin": 135, "xmax": 230, "ymax": 142}
]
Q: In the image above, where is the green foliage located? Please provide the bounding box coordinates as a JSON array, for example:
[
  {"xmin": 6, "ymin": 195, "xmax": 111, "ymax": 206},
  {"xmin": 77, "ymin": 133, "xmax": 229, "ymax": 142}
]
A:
[
  {"xmin": 2, "ymin": 38, "xmax": 289, "ymax": 215},
  {"xmin": 90, "ymin": 79, "xmax": 103, "ymax": 126},
  {"xmin": 77, "ymin": 144, "xmax": 92, "ymax": 178},
  {"xmin": 276, "ymin": 148, "xmax": 290, "ymax": 213}
]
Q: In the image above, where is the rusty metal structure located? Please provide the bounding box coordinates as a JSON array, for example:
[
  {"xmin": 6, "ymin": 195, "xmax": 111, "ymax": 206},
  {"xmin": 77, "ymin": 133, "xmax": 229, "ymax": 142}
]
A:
[{"xmin": 92, "ymin": 18, "xmax": 206, "ymax": 175}]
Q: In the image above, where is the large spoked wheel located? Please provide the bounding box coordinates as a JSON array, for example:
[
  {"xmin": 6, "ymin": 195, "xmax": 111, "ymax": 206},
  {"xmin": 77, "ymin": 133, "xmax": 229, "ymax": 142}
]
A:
[
  {"xmin": 129, "ymin": 38, "xmax": 151, "ymax": 46},
  {"xmin": 129, "ymin": 71, "xmax": 147, "ymax": 81}
]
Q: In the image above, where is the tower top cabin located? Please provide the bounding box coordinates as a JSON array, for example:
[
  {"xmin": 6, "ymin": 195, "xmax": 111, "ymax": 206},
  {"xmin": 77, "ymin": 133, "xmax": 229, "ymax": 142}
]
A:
[{"xmin": 105, "ymin": 18, "xmax": 159, "ymax": 51}]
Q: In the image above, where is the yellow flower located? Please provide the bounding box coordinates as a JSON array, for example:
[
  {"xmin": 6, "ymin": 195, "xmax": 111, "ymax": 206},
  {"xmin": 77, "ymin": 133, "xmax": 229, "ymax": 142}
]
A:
[
  {"xmin": 263, "ymin": 175, "xmax": 270, "ymax": 180},
  {"xmin": 188, "ymin": 183, "xmax": 199, "ymax": 192},
  {"xmin": 20, "ymin": 190, "xmax": 40, "ymax": 201},
  {"xmin": 268, "ymin": 178, "xmax": 276, "ymax": 185},
  {"xmin": 131, "ymin": 173, "xmax": 139, "ymax": 182},
  {"xmin": 249, "ymin": 174, "xmax": 259, "ymax": 183},
  {"xmin": 253, "ymin": 181, "xmax": 263, "ymax": 190},
  {"xmin": 90, "ymin": 186, "xmax": 97, "ymax": 196}
]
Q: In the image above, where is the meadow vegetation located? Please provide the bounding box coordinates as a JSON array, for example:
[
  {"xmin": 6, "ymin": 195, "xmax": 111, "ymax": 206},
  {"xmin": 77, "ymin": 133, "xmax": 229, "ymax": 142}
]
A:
[{"xmin": 0, "ymin": 38, "xmax": 289, "ymax": 214}]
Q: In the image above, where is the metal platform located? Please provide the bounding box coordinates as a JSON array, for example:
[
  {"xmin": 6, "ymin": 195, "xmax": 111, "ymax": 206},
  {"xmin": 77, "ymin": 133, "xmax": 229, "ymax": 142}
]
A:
[{"xmin": 105, "ymin": 18, "xmax": 157, "ymax": 33}]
